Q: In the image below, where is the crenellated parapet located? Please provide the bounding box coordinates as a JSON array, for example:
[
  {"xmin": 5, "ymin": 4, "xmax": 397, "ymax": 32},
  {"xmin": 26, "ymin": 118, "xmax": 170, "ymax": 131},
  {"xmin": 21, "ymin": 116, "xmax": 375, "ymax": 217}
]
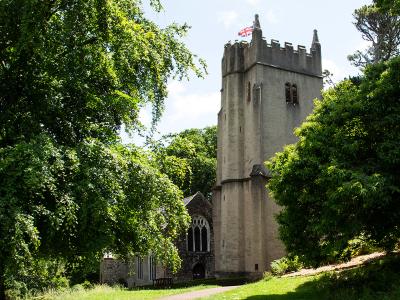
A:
[
  {"xmin": 222, "ymin": 15, "xmax": 322, "ymax": 78},
  {"xmin": 221, "ymin": 41, "xmax": 249, "ymax": 76}
]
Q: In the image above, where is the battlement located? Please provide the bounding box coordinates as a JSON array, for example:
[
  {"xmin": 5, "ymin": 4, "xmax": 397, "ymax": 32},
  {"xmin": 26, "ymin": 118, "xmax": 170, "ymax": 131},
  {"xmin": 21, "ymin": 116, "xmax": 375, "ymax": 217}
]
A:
[{"xmin": 222, "ymin": 18, "xmax": 322, "ymax": 77}]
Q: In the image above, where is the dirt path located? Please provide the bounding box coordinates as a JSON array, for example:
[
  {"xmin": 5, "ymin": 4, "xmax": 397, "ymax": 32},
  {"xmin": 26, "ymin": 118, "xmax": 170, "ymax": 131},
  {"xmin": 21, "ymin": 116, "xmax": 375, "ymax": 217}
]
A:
[
  {"xmin": 158, "ymin": 286, "xmax": 240, "ymax": 300},
  {"xmin": 283, "ymin": 252, "xmax": 386, "ymax": 277}
]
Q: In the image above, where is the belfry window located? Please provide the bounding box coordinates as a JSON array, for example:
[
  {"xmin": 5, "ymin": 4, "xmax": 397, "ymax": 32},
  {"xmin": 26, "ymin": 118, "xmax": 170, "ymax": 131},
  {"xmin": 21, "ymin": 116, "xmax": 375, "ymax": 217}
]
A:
[
  {"xmin": 285, "ymin": 82, "xmax": 299, "ymax": 105},
  {"xmin": 285, "ymin": 82, "xmax": 291, "ymax": 103},
  {"xmin": 292, "ymin": 84, "xmax": 298, "ymax": 104},
  {"xmin": 187, "ymin": 216, "xmax": 210, "ymax": 252}
]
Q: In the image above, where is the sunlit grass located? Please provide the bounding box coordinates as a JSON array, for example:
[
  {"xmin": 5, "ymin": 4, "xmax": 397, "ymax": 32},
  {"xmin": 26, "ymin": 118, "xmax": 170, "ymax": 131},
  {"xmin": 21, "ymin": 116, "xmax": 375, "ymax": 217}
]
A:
[
  {"xmin": 201, "ymin": 255, "xmax": 400, "ymax": 300},
  {"xmin": 201, "ymin": 276, "xmax": 319, "ymax": 300},
  {"xmin": 34, "ymin": 283, "xmax": 219, "ymax": 300}
]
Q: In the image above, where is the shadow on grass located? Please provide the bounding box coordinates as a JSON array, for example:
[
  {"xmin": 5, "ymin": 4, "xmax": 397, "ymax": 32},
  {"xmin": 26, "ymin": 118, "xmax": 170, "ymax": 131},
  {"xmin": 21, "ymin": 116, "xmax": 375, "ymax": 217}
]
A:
[{"xmin": 245, "ymin": 253, "xmax": 400, "ymax": 300}]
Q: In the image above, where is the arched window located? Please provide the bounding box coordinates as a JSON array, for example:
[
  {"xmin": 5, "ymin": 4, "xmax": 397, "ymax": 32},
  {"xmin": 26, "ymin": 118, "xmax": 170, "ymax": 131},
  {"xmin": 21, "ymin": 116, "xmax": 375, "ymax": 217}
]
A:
[
  {"xmin": 285, "ymin": 82, "xmax": 291, "ymax": 103},
  {"xmin": 187, "ymin": 215, "xmax": 210, "ymax": 252},
  {"xmin": 194, "ymin": 227, "xmax": 201, "ymax": 252},
  {"xmin": 201, "ymin": 227, "xmax": 208, "ymax": 251},
  {"xmin": 292, "ymin": 84, "xmax": 298, "ymax": 104},
  {"xmin": 187, "ymin": 228, "xmax": 193, "ymax": 252},
  {"xmin": 285, "ymin": 82, "xmax": 299, "ymax": 105}
]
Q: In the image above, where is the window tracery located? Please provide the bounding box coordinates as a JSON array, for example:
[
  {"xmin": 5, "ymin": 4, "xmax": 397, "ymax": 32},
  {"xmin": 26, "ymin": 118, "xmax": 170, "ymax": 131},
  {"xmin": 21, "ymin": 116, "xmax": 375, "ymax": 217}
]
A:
[{"xmin": 187, "ymin": 215, "xmax": 210, "ymax": 252}]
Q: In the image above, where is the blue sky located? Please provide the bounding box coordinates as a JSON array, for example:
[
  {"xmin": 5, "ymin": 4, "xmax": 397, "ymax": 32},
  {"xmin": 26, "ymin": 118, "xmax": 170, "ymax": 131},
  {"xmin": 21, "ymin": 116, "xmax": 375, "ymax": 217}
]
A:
[{"xmin": 121, "ymin": 0, "xmax": 372, "ymax": 144}]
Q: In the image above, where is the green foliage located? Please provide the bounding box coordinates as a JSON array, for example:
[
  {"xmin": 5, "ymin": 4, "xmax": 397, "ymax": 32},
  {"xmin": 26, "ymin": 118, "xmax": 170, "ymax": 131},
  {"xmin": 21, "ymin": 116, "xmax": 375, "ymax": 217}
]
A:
[
  {"xmin": 341, "ymin": 236, "xmax": 380, "ymax": 260},
  {"xmin": 348, "ymin": 3, "xmax": 400, "ymax": 67},
  {"xmin": 270, "ymin": 256, "xmax": 304, "ymax": 276},
  {"xmin": 316, "ymin": 254, "xmax": 400, "ymax": 300},
  {"xmin": 0, "ymin": 135, "xmax": 190, "ymax": 296},
  {"xmin": 267, "ymin": 57, "xmax": 400, "ymax": 266},
  {"xmin": 376, "ymin": 0, "xmax": 400, "ymax": 15},
  {"xmin": 152, "ymin": 126, "xmax": 217, "ymax": 198},
  {"xmin": 4, "ymin": 257, "xmax": 69, "ymax": 299},
  {"xmin": 0, "ymin": 0, "xmax": 203, "ymax": 296},
  {"xmin": 0, "ymin": 0, "xmax": 206, "ymax": 146}
]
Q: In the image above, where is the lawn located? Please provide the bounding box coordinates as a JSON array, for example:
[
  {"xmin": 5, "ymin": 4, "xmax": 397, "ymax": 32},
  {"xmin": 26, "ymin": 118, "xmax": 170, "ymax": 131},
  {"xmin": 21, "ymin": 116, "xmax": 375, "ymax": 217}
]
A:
[
  {"xmin": 35, "ymin": 254, "xmax": 400, "ymax": 300},
  {"xmin": 201, "ymin": 276, "xmax": 322, "ymax": 300},
  {"xmin": 35, "ymin": 283, "xmax": 219, "ymax": 300},
  {"xmin": 202, "ymin": 254, "xmax": 400, "ymax": 300}
]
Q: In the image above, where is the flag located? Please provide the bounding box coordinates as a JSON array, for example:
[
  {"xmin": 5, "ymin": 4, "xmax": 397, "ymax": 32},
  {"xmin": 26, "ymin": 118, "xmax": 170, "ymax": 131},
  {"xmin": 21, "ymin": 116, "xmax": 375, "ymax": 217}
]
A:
[{"xmin": 238, "ymin": 26, "xmax": 253, "ymax": 37}]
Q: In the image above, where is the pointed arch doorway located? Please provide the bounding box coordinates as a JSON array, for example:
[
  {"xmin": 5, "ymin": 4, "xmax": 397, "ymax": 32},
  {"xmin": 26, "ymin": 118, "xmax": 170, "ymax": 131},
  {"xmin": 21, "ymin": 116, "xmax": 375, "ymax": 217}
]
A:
[{"xmin": 192, "ymin": 263, "xmax": 205, "ymax": 279}]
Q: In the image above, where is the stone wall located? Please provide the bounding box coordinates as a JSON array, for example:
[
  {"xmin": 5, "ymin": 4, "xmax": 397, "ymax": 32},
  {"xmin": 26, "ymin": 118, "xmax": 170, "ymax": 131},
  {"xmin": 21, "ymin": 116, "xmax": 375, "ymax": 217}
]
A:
[
  {"xmin": 100, "ymin": 258, "xmax": 128, "ymax": 285},
  {"xmin": 213, "ymin": 14, "xmax": 323, "ymax": 277},
  {"xmin": 172, "ymin": 192, "xmax": 215, "ymax": 281}
]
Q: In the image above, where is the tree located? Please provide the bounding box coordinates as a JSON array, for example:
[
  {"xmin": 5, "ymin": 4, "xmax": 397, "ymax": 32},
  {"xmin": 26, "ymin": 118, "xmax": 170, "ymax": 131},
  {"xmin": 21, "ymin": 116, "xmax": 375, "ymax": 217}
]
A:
[
  {"xmin": 267, "ymin": 57, "xmax": 400, "ymax": 266},
  {"xmin": 0, "ymin": 0, "xmax": 204, "ymax": 296},
  {"xmin": 0, "ymin": 139, "xmax": 190, "ymax": 295},
  {"xmin": 376, "ymin": 0, "xmax": 400, "ymax": 15},
  {"xmin": 348, "ymin": 2, "xmax": 400, "ymax": 67},
  {"xmin": 152, "ymin": 126, "xmax": 217, "ymax": 199}
]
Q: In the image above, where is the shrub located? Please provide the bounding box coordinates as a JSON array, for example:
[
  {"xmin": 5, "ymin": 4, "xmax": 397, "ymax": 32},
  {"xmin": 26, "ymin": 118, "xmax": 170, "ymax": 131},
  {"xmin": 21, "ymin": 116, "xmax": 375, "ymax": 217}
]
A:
[
  {"xmin": 263, "ymin": 272, "xmax": 273, "ymax": 281},
  {"xmin": 316, "ymin": 254, "xmax": 400, "ymax": 299},
  {"xmin": 270, "ymin": 256, "xmax": 303, "ymax": 276},
  {"xmin": 4, "ymin": 258, "xmax": 69, "ymax": 298},
  {"xmin": 341, "ymin": 236, "xmax": 379, "ymax": 260}
]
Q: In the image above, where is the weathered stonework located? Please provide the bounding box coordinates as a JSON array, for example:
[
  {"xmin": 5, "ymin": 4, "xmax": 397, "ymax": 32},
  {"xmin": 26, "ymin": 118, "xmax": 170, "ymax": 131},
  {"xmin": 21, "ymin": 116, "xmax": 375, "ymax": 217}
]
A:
[
  {"xmin": 100, "ymin": 255, "xmax": 166, "ymax": 287},
  {"xmin": 100, "ymin": 258, "xmax": 128, "ymax": 285},
  {"xmin": 100, "ymin": 192, "xmax": 214, "ymax": 286},
  {"xmin": 172, "ymin": 192, "xmax": 214, "ymax": 281},
  {"xmin": 213, "ymin": 14, "xmax": 323, "ymax": 278}
]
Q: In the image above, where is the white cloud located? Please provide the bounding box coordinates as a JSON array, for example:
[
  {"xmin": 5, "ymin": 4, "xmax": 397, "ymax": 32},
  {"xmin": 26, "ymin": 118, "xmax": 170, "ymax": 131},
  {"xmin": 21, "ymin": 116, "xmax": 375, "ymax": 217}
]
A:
[
  {"xmin": 218, "ymin": 11, "xmax": 238, "ymax": 29},
  {"xmin": 166, "ymin": 81, "xmax": 219, "ymax": 122},
  {"xmin": 322, "ymin": 58, "xmax": 345, "ymax": 83},
  {"xmin": 168, "ymin": 91, "xmax": 220, "ymax": 122},
  {"xmin": 156, "ymin": 80, "xmax": 220, "ymax": 133},
  {"xmin": 120, "ymin": 81, "xmax": 220, "ymax": 144},
  {"xmin": 167, "ymin": 80, "xmax": 186, "ymax": 95}
]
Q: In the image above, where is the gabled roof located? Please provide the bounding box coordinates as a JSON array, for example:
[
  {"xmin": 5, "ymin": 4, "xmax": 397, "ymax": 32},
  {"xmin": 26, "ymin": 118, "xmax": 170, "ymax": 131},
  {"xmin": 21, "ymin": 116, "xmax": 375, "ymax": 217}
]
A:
[{"xmin": 182, "ymin": 191, "xmax": 205, "ymax": 206}]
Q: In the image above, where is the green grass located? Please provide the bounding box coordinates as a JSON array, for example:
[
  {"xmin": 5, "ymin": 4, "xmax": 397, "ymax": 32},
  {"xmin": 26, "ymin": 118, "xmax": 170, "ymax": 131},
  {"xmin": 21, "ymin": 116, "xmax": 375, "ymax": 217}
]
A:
[
  {"xmin": 33, "ymin": 283, "xmax": 219, "ymax": 300},
  {"xmin": 33, "ymin": 254, "xmax": 400, "ymax": 300},
  {"xmin": 200, "ymin": 276, "xmax": 320, "ymax": 300},
  {"xmin": 202, "ymin": 254, "xmax": 400, "ymax": 300}
]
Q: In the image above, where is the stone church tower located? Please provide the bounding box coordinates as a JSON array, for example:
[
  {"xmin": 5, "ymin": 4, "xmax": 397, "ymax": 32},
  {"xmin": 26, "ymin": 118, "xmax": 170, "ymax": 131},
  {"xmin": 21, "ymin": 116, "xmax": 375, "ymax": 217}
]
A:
[{"xmin": 213, "ymin": 15, "xmax": 323, "ymax": 277}]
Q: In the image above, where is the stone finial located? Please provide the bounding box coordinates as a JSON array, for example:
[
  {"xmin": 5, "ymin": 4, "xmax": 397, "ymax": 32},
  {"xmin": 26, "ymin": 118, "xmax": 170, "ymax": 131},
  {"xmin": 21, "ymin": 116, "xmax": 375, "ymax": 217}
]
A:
[
  {"xmin": 254, "ymin": 14, "xmax": 261, "ymax": 29},
  {"xmin": 312, "ymin": 29, "xmax": 320, "ymax": 46}
]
